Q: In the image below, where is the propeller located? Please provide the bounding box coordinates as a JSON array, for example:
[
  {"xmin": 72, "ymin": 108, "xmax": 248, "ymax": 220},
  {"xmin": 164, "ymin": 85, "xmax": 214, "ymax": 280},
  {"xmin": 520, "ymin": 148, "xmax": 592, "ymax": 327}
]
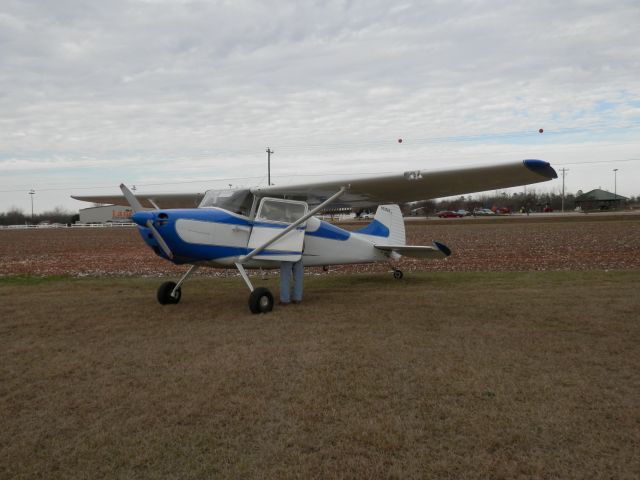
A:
[
  {"xmin": 120, "ymin": 184, "xmax": 174, "ymax": 260},
  {"xmin": 143, "ymin": 219, "xmax": 174, "ymax": 260},
  {"xmin": 119, "ymin": 183, "xmax": 144, "ymax": 212}
]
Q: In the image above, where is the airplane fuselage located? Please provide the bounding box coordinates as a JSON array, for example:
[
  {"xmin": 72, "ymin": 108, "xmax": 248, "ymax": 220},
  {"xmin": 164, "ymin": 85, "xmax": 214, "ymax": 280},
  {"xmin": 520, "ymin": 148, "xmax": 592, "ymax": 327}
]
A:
[{"xmin": 132, "ymin": 207, "xmax": 389, "ymax": 269}]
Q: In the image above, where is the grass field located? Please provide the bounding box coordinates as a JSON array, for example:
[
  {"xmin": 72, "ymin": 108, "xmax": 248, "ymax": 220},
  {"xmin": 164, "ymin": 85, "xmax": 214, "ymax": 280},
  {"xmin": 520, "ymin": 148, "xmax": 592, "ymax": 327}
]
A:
[{"xmin": 1, "ymin": 271, "xmax": 639, "ymax": 479}]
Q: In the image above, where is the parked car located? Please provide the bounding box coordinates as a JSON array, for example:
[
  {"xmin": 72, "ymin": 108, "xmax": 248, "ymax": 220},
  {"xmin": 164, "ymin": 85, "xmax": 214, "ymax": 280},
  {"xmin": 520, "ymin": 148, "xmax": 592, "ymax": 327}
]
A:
[
  {"xmin": 473, "ymin": 208, "xmax": 496, "ymax": 216},
  {"xmin": 437, "ymin": 210, "xmax": 464, "ymax": 218},
  {"xmin": 456, "ymin": 209, "xmax": 471, "ymax": 216},
  {"xmin": 496, "ymin": 207, "xmax": 510, "ymax": 215}
]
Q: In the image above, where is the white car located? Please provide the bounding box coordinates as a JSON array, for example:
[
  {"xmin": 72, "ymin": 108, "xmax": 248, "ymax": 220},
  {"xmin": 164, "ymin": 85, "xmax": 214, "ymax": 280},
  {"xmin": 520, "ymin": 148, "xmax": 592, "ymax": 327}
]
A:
[{"xmin": 474, "ymin": 208, "xmax": 496, "ymax": 216}]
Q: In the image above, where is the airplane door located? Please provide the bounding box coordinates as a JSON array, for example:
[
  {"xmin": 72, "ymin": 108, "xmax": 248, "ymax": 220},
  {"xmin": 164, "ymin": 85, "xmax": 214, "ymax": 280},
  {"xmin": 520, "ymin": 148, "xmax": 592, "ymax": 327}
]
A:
[{"xmin": 247, "ymin": 198, "xmax": 308, "ymax": 262}]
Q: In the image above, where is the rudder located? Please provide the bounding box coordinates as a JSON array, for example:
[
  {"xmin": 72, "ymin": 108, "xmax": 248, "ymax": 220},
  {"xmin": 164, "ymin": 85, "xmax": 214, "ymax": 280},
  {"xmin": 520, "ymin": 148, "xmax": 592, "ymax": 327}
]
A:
[{"xmin": 354, "ymin": 204, "xmax": 406, "ymax": 245}]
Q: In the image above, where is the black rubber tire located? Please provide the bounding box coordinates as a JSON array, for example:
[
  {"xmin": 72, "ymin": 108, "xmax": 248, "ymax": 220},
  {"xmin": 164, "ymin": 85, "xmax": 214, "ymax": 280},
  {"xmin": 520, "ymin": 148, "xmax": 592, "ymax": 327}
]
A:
[
  {"xmin": 157, "ymin": 281, "xmax": 181, "ymax": 305},
  {"xmin": 393, "ymin": 269, "xmax": 403, "ymax": 280},
  {"xmin": 248, "ymin": 287, "xmax": 274, "ymax": 314}
]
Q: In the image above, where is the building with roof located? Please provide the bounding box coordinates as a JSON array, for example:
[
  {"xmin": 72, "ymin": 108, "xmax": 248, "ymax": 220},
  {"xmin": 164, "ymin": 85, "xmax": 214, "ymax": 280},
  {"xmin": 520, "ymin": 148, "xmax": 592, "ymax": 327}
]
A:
[
  {"xmin": 79, "ymin": 204, "xmax": 134, "ymax": 223},
  {"xmin": 574, "ymin": 189, "xmax": 628, "ymax": 211}
]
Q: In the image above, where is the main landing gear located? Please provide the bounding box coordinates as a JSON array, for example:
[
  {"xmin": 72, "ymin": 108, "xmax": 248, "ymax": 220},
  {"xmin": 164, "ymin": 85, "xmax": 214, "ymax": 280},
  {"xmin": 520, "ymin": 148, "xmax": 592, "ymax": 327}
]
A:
[
  {"xmin": 248, "ymin": 287, "xmax": 274, "ymax": 314},
  {"xmin": 237, "ymin": 263, "xmax": 274, "ymax": 314},
  {"xmin": 155, "ymin": 263, "xmax": 274, "ymax": 314},
  {"xmin": 392, "ymin": 268, "xmax": 403, "ymax": 280}
]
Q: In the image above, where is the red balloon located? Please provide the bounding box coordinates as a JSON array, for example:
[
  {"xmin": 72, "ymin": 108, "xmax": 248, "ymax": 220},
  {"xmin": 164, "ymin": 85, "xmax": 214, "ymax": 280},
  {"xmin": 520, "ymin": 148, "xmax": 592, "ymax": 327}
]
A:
[{"xmin": 539, "ymin": 128, "xmax": 544, "ymax": 134}]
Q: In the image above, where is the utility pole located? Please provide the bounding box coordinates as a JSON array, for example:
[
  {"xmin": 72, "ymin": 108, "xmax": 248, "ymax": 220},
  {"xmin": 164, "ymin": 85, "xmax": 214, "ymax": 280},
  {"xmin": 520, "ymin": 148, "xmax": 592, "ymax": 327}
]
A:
[
  {"xmin": 559, "ymin": 168, "xmax": 569, "ymax": 213},
  {"xmin": 29, "ymin": 189, "xmax": 35, "ymax": 222},
  {"xmin": 266, "ymin": 147, "xmax": 274, "ymax": 186},
  {"xmin": 613, "ymin": 168, "xmax": 618, "ymax": 209}
]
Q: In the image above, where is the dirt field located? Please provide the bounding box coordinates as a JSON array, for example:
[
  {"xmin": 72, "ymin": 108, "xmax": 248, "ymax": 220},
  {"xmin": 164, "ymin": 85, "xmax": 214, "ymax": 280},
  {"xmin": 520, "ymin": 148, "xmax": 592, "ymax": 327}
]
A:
[
  {"xmin": 1, "ymin": 215, "xmax": 639, "ymax": 478},
  {"xmin": 1, "ymin": 214, "xmax": 639, "ymax": 276}
]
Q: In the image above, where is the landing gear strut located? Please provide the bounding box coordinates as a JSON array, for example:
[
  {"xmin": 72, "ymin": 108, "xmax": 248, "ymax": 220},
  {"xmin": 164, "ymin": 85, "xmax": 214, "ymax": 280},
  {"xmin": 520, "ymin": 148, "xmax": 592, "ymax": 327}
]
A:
[
  {"xmin": 156, "ymin": 265, "xmax": 198, "ymax": 306},
  {"xmin": 236, "ymin": 262, "xmax": 274, "ymax": 314}
]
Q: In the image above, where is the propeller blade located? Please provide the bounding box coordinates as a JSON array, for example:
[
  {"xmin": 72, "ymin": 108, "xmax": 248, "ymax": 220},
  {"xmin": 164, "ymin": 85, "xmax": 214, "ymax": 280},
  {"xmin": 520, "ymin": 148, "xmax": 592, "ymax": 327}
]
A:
[
  {"xmin": 119, "ymin": 184, "xmax": 144, "ymax": 212},
  {"xmin": 146, "ymin": 219, "xmax": 173, "ymax": 259},
  {"xmin": 120, "ymin": 184, "xmax": 172, "ymax": 259}
]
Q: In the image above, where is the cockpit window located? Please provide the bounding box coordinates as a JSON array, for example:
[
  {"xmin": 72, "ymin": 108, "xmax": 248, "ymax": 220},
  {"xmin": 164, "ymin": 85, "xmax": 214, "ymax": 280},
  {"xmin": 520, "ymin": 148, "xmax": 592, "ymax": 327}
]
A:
[{"xmin": 198, "ymin": 189, "xmax": 253, "ymax": 216}]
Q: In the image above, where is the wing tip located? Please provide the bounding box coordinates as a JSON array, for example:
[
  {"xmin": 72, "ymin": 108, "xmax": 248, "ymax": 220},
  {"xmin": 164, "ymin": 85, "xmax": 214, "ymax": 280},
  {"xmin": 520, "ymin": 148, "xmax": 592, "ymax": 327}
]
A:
[
  {"xmin": 434, "ymin": 241, "xmax": 452, "ymax": 257},
  {"xmin": 523, "ymin": 159, "xmax": 558, "ymax": 179}
]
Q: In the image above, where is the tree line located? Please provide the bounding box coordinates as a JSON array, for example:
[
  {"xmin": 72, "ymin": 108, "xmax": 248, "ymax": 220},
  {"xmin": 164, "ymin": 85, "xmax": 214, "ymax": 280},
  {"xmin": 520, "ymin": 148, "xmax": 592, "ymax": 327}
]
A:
[
  {"xmin": 2, "ymin": 189, "xmax": 638, "ymax": 225},
  {"xmin": 407, "ymin": 189, "xmax": 639, "ymax": 215},
  {"xmin": 0, "ymin": 207, "xmax": 79, "ymax": 226}
]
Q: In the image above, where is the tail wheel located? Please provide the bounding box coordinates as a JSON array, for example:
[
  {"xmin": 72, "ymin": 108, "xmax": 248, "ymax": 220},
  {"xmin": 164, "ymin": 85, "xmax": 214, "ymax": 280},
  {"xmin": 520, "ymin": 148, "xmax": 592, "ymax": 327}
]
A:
[
  {"xmin": 393, "ymin": 269, "xmax": 403, "ymax": 280},
  {"xmin": 249, "ymin": 287, "xmax": 274, "ymax": 314},
  {"xmin": 157, "ymin": 281, "xmax": 181, "ymax": 305}
]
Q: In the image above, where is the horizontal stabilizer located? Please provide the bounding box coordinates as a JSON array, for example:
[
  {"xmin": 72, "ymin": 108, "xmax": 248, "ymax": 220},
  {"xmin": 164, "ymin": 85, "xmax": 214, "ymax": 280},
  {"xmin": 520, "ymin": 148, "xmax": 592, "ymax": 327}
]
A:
[{"xmin": 374, "ymin": 241, "xmax": 451, "ymax": 259}]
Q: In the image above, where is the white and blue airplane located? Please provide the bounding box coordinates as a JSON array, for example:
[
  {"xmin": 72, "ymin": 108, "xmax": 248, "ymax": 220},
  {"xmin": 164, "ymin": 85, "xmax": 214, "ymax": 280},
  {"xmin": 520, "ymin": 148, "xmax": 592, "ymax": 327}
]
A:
[{"xmin": 73, "ymin": 159, "xmax": 557, "ymax": 313}]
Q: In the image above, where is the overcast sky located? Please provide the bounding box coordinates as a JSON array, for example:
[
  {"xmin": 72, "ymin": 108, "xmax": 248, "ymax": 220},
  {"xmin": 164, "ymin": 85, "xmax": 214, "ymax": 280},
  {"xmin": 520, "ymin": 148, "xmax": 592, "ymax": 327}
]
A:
[{"xmin": 1, "ymin": 0, "xmax": 639, "ymax": 214}]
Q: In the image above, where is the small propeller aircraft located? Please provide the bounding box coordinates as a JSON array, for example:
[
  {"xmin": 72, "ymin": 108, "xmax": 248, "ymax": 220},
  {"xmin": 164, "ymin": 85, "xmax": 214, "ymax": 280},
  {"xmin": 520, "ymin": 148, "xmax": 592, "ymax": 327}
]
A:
[{"xmin": 73, "ymin": 159, "xmax": 557, "ymax": 313}]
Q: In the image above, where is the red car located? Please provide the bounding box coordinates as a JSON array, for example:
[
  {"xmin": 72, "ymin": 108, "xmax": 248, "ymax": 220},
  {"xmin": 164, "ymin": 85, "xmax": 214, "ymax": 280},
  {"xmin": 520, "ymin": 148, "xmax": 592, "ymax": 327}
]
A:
[{"xmin": 437, "ymin": 210, "xmax": 463, "ymax": 218}]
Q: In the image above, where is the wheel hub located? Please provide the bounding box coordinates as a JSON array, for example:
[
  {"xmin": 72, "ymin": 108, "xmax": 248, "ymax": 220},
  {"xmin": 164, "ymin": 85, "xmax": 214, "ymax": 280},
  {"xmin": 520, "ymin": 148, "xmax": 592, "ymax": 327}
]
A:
[{"xmin": 259, "ymin": 296, "xmax": 270, "ymax": 309}]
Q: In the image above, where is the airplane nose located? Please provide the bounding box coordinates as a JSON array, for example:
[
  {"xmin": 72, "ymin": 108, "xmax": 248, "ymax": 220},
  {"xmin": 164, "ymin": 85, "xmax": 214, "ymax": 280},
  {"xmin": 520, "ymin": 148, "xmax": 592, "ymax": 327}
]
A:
[{"xmin": 131, "ymin": 211, "xmax": 154, "ymax": 227}]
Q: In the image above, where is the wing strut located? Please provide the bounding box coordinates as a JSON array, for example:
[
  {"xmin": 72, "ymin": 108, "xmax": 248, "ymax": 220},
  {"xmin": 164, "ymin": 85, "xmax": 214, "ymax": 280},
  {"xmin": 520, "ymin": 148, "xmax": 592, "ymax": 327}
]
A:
[{"xmin": 238, "ymin": 186, "xmax": 348, "ymax": 265}]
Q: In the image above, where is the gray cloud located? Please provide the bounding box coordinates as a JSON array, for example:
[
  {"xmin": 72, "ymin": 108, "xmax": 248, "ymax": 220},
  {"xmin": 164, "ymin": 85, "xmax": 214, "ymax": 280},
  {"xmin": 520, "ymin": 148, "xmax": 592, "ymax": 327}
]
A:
[{"xmin": 1, "ymin": 0, "xmax": 639, "ymax": 211}]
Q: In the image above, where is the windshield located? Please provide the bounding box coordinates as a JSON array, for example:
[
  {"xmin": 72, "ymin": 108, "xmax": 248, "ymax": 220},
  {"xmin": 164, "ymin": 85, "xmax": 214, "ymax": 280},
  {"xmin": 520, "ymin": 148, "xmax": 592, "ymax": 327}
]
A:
[{"xmin": 198, "ymin": 189, "xmax": 254, "ymax": 216}]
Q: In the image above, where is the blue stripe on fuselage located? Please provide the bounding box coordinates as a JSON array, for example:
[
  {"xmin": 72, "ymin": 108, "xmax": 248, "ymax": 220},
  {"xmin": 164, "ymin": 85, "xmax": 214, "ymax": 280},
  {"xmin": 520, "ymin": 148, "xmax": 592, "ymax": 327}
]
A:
[
  {"xmin": 353, "ymin": 219, "xmax": 389, "ymax": 237},
  {"xmin": 138, "ymin": 224, "xmax": 301, "ymax": 264},
  {"xmin": 306, "ymin": 220, "xmax": 350, "ymax": 241},
  {"xmin": 159, "ymin": 208, "xmax": 252, "ymax": 226}
]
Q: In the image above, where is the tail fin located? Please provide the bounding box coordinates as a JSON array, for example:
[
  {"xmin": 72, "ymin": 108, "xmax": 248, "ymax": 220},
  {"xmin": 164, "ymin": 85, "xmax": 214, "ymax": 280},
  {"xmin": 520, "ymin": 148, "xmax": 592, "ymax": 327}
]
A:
[{"xmin": 354, "ymin": 204, "xmax": 406, "ymax": 245}]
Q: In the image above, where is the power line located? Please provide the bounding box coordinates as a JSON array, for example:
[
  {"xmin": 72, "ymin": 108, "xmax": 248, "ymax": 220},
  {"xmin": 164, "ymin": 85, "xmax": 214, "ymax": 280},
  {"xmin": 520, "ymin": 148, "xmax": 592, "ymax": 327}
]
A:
[{"xmin": 556, "ymin": 157, "xmax": 640, "ymax": 166}]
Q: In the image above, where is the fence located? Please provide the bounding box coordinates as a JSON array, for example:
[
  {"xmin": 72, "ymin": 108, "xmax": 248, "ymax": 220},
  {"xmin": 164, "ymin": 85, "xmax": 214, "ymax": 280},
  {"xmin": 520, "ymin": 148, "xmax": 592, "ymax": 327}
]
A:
[{"xmin": 0, "ymin": 222, "xmax": 137, "ymax": 230}]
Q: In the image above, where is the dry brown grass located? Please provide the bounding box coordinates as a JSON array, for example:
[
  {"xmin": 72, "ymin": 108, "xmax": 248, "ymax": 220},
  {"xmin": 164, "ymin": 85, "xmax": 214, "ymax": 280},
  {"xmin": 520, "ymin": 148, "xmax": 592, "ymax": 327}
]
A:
[{"xmin": 1, "ymin": 271, "xmax": 639, "ymax": 479}]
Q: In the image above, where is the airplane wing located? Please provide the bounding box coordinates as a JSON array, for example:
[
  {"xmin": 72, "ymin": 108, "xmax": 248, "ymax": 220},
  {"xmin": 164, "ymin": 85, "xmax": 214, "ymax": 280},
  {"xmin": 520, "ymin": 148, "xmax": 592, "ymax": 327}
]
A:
[
  {"xmin": 71, "ymin": 159, "xmax": 555, "ymax": 210},
  {"xmin": 71, "ymin": 191, "xmax": 205, "ymax": 209},
  {"xmin": 251, "ymin": 159, "xmax": 557, "ymax": 209},
  {"xmin": 374, "ymin": 242, "xmax": 452, "ymax": 259}
]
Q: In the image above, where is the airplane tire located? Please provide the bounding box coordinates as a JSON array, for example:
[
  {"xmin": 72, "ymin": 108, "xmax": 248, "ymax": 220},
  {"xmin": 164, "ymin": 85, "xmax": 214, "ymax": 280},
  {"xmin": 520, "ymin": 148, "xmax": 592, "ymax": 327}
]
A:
[
  {"xmin": 249, "ymin": 287, "xmax": 274, "ymax": 314},
  {"xmin": 393, "ymin": 269, "xmax": 403, "ymax": 280},
  {"xmin": 157, "ymin": 281, "xmax": 181, "ymax": 305}
]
